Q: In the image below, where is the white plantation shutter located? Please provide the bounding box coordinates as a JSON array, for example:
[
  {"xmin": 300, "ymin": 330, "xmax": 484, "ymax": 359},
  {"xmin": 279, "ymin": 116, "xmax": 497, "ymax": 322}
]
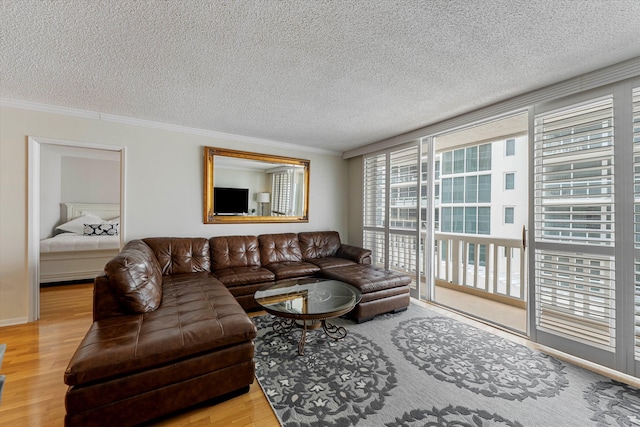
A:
[
  {"xmin": 271, "ymin": 170, "xmax": 292, "ymax": 215},
  {"xmin": 389, "ymin": 147, "xmax": 419, "ymax": 230},
  {"xmin": 364, "ymin": 154, "xmax": 386, "ymax": 228},
  {"xmin": 534, "ymin": 96, "xmax": 616, "ymax": 349},
  {"xmin": 535, "ymin": 250, "xmax": 615, "ymax": 347},
  {"xmin": 534, "ymin": 97, "xmax": 615, "ymax": 245},
  {"xmin": 363, "ymin": 230, "xmax": 386, "ymax": 267},
  {"xmin": 633, "ymin": 87, "xmax": 640, "ymax": 360},
  {"xmin": 389, "ymin": 147, "xmax": 419, "ymax": 275},
  {"xmin": 363, "ymin": 147, "xmax": 420, "ymax": 277},
  {"xmin": 364, "ymin": 153, "xmax": 387, "ymax": 267}
]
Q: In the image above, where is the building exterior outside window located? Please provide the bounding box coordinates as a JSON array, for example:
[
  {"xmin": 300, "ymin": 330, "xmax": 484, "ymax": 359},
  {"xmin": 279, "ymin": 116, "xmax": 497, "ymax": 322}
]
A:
[
  {"xmin": 506, "ymin": 138, "xmax": 516, "ymax": 156},
  {"xmin": 505, "ymin": 206, "xmax": 515, "ymax": 224},
  {"xmin": 505, "ymin": 172, "xmax": 515, "ymax": 190},
  {"xmin": 437, "ymin": 142, "xmax": 493, "ymax": 235},
  {"xmin": 433, "ymin": 136, "xmax": 527, "ymax": 239}
]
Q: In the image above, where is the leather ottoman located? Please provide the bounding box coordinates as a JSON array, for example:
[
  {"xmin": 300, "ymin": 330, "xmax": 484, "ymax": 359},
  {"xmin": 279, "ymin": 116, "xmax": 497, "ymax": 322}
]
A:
[{"xmin": 321, "ymin": 264, "xmax": 411, "ymax": 322}]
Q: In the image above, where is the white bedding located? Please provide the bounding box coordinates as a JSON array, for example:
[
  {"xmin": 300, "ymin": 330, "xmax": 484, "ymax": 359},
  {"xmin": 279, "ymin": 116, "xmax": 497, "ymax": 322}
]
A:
[{"xmin": 40, "ymin": 232, "xmax": 120, "ymax": 253}]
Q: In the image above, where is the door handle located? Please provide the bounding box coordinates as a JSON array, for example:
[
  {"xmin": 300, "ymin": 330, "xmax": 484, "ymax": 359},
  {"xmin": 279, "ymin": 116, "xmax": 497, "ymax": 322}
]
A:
[{"xmin": 522, "ymin": 225, "xmax": 527, "ymax": 250}]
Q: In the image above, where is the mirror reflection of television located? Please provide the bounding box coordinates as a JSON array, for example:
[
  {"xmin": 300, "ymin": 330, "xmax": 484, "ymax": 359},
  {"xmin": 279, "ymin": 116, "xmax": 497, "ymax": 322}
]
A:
[{"xmin": 214, "ymin": 187, "xmax": 249, "ymax": 215}]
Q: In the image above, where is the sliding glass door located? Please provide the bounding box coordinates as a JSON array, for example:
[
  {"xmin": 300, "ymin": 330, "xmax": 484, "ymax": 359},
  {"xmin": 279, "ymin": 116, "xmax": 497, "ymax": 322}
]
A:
[
  {"xmin": 428, "ymin": 113, "xmax": 529, "ymax": 332},
  {"xmin": 363, "ymin": 113, "xmax": 530, "ymax": 331}
]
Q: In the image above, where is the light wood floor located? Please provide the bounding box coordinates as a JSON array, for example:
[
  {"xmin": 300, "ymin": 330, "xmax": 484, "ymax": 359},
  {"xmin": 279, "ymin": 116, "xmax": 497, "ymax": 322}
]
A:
[
  {"xmin": 434, "ymin": 285, "xmax": 527, "ymax": 333},
  {"xmin": 0, "ymin": 283, "xmax": 281, "ymax": 427},
  {"xmin": 3, "ymin": 284, "xmax": 638, "ymax": 427}
]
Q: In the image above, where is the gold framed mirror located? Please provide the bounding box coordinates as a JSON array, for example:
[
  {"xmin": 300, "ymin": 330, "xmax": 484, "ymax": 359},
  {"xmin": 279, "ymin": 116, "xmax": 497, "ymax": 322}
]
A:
[{"xmin": 204, "ymin": 147, "xmax": 310, "ymax": 224}]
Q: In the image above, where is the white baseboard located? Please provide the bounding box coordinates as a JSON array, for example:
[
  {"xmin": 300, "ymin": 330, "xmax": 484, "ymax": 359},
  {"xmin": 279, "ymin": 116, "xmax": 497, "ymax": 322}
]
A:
[{"xmin": 0, "ymin": 316, "xmax": 29, "ymax": 327}]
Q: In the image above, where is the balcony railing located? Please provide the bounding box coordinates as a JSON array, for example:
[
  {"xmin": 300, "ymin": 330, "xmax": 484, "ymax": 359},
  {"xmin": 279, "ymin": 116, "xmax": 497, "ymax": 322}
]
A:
[
  {"xmin": 369, "ymin": 231, "xmax": 527, "ymax": 307},
  {"xmin": 432, "ymin": 232, "xmax": 526, "ymax": 307}
]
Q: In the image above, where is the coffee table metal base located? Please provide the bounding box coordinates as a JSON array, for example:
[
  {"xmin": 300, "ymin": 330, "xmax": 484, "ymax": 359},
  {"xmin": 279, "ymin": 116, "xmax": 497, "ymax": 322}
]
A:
[{"xmin": 272, "ymin": 318, "xmax": 348, "ymax": 355}]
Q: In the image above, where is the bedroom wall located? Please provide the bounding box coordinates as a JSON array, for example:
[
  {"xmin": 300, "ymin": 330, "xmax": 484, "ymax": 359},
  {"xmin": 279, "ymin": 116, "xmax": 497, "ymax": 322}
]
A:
[
  {"xmin": 61, "ymin": 156, "xmax": 120, "ymax": 205},
  {"xmin": 0, "ymin": 105, "xmax": 349, "ymax": 325}
]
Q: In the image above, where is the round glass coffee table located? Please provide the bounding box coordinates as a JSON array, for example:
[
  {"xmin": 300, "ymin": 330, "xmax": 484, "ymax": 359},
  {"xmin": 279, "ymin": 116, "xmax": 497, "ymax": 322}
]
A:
[{"xmin": 255, "ymin": 278, "xmax": 362, "ymax": 355}]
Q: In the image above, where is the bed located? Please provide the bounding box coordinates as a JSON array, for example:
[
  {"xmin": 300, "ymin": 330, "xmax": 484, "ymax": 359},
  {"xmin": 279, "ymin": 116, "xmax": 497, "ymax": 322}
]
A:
[{"xmin": 39, "ymin": 202, "xmax": 121, "ymax": 284}]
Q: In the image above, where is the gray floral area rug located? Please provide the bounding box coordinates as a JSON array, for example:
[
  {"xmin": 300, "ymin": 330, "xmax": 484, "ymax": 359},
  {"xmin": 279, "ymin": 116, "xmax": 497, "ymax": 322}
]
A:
[{"xmin": 252, "ymin": 302, "xmax": 640, "ymax": 427}]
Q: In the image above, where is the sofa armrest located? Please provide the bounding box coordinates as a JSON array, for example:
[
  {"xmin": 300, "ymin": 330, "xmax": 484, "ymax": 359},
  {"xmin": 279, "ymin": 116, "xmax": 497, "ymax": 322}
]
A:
[
  {"xmin": 336, "ymin": 244, "xmax": 372, "ymax": 265},
  {"xmin": 93, "ymin": 275, "xmax": 128, "ymax": 321}
]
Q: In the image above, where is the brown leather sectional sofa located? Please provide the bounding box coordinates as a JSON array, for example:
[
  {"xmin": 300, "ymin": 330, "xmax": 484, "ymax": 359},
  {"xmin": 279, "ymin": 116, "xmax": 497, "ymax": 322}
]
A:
[{"xmin": 64, "ymin": 231, "xmax": 411, "ymax": 426}]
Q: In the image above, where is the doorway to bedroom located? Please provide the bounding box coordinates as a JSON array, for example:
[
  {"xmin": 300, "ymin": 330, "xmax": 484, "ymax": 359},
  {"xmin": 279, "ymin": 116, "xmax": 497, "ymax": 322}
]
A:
[{"xmin": 28, "ymin": 137, "xmax": 125, "ymax": 322}]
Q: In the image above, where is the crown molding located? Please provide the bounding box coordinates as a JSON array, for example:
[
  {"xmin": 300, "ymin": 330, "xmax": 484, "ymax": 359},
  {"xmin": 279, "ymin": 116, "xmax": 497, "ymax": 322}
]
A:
[
  {"xmin": 0, "ymin": 98, "xmax": 342, "ymax": 157},
  {"xmin": 1, "ymin": 98, "xmax": 101, "ymax": 119}
]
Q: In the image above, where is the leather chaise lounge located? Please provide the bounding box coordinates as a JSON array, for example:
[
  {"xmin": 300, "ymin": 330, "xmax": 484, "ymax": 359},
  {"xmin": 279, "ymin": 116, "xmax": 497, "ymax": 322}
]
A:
[
  {"xmin": 64, "ymin": 231, "xmax": 410, "ymax": 426},
  {"xmin": 64, "ymin": 238, "xmax": 257, "ymax": 427}
]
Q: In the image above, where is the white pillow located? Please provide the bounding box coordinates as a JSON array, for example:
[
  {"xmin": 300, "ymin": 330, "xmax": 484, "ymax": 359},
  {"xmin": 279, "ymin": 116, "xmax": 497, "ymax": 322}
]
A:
[
  {"xmin": 108, "ymin": 217, "xmax": 120, "ymax": 225},
  {"xmin": 55, "ymin": 213, "xmax": 104, "ymax": 235}
]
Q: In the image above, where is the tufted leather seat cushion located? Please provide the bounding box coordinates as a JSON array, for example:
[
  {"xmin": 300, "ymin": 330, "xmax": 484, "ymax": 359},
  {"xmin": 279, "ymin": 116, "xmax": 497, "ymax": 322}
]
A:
[
  {"xmin": 322, "ymin": 264, "xmax": 412, "ymax": 293},
  {"xmin": 307, "ymin": 257, "xmax": 355, "ymax": 270},
  {"xmin": 258, "ymin": 233, "xmax": 320, "ymax": 279},
  {"xmin": 213, "ymin": 266, "xmax": 275, "ymax": 286},
  {"xmin": 143, "ymin": 237, "xmax": 210, "ymax": 275},
  {"xmin": 262, "ymin": 261, "xmax": 321, "ymax": 280},
  {"xmin": 210, "ymin": 236, "xmax": 275, "ymax": 286},
  {"xmin": 64, "ymin": 272, "xmax": 256, "ymax": 387},
  {"xmin": 104, "ymin": 240, "xmax": 163, "ymax": 313},
  {"xmin": 305, "ymin": 256, "xmax": 356, "ymax": 270}
]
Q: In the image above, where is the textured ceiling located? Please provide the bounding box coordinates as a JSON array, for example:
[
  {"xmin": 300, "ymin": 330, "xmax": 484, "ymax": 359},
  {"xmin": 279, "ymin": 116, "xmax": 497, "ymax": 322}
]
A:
[{"xmin": 1, "ymin": 1, "xmax": 639, "ymax": 154}]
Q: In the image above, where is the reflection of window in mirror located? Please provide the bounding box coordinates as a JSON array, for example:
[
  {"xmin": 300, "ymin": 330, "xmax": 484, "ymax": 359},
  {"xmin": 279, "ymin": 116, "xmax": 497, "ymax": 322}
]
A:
[{"xmin": 269, "ymin": 166, "xmax": 305, "ymax": 216}]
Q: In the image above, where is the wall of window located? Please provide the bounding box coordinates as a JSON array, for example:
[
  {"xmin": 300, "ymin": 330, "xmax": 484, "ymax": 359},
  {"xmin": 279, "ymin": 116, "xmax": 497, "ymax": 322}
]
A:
[{"xmin": 358, "ymin": 71, "xmax": 640, "ymax": 375}]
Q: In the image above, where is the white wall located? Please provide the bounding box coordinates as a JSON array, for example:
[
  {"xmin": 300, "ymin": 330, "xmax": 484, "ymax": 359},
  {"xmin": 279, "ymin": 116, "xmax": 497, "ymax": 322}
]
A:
[
  {"xmin": 39, "ymin": 145, "xmax": 62, "ymax": 239},
  {"xmin": 61, "ymin": 157, "xmax": 120, "ymax": 205},
  {"xmin": 0, "ymin": 106, "xmax": 348, "ymax": 325}
]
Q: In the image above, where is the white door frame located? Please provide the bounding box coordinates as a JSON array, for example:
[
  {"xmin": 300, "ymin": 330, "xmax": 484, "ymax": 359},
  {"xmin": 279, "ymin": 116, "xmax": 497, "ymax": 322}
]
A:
[{"xmin": 27, "ymin": 136, "xmax": 126, "ymax": 322}]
